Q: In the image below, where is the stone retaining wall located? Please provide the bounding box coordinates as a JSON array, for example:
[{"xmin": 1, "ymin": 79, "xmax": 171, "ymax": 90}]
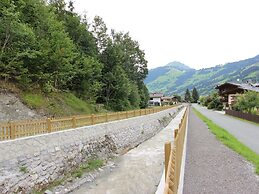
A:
[{"xmin": 0, "ymin": 106, "xmax": 182, "ymax": 193}]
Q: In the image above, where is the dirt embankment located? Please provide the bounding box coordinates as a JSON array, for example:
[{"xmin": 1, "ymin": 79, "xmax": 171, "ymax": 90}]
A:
[{"xmin": 0, "ymin": 91, "xmax": 41, "ymax": 122}]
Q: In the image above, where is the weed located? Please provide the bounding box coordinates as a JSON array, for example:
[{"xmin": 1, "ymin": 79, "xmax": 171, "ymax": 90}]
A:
[{"xmin": 19, "ymin": 166, "xmax": 28, "ymax": 173}]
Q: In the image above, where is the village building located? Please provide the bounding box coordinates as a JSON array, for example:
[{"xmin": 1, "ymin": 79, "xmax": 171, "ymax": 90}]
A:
[
  {"xmin": 149, "ymin": 93, "xmax": 178, "ymax": 106},
  {"xmin": 161, "ymin": 96, "xmax": 178, "ymax": 105},
  {"xmin": 149, "ymin": 92, "xmax": 163, "ymax": 106},
  {"xmin": 215, "ymin": 82, "xmax": 259, "ymax": 109}
]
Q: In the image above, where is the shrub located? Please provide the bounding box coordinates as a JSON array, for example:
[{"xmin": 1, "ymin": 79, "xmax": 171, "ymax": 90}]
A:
[{"xmin": 233, "ymin": 91, "xmax": 259, "ymax": 115}]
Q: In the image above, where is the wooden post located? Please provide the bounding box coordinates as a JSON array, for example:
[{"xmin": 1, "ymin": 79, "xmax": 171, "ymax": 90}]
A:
[
  {"xmin": 145, "ymin": 109, "xmax": 147, "ymax": 115},
  {"xmin": 126, "ymin": 111, "xmax": 128, "ymax": 118},
  {"xmin": 47, "ymin": 118, "xmax": 51, "ymax": 133},
  {"xmin": 72, "ymin": 116, "xmax": 76, "ymax": 128},
  {"xmin": 140, "ymin": 109, "xmax": 142, "ymax": 116},
  {"xmin": 165, "ymin": 142, "xmax": 171, "ymax": 179},
  {"xmin": 106, "ymin": 113, "xmax": 108, "ymax": 122},
  {"xmin": 10, "ymin": 121, "xmax": 15, "ymax": 139},
  {"xmin": 134, "ymin": 110, "xmax": 136, "ymax": 117},
  {"xmin": 174, "ymin": 129, "xmax": 178, "ymax": 138},
  {"xmin": 91, "ymin": 114, "xmax": 95, "ymax": 125}
]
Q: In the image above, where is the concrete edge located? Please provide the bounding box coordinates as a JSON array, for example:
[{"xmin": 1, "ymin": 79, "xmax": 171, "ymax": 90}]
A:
[{"xmin": 177, "ymin": 107, "xmax": 189, "ymax": 194}]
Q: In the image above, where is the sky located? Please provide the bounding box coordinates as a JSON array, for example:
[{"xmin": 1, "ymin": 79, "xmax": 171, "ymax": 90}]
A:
[{"xmin": 70, "ymin": 0, "xmax": 259, "ymax": 70}]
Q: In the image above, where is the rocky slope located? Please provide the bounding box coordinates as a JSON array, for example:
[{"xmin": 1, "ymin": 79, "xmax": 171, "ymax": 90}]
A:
[{"xmin": 0, "ymin": 91, "xmax": 41, "ymax": 122}]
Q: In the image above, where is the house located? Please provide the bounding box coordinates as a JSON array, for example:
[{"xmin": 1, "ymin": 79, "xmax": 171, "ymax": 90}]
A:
[
  {"xmin": 149, "ymin": 93, "xmax": 164, "ymax": 106},
  {"xmin": 215, "ymin": 82, "xmax": 259, "ymax": 109},
  {"xmin": 161, "ymin": 96, "xmax": 179, "ymax": 105}
]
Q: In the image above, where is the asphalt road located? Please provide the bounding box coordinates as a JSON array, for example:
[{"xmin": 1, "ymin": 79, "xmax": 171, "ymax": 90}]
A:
[
  {"xmin": 183, "ymin": 109, "xmax": 259, "ymax": 194},
  {"xmin": 193, "ymin": 104, "xmax": 259, "ymax": 154}
]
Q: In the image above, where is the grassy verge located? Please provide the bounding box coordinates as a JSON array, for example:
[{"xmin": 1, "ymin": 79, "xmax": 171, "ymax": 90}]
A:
[
  {"xmin": 192, "ymin": 107, "xmax": 259, "ymax": 174},
  {"xmin": 32, "ymin": 159, "xmax": 104, "ymax": 194},
  {"xmin": 21, "ymin": 91, "xmax": 99, "ymax": 117}
]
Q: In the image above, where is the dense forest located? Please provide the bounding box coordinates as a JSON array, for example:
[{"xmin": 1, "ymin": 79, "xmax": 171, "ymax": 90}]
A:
[{"xmin": 0, "ymin": 0, "xmax": 149, "ymax": 111}]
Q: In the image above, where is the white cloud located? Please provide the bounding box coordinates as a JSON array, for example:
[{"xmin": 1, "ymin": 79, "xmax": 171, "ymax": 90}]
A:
[{"xmin": 70, "ymin": 0, "xmax": 259, "ymax": 69}]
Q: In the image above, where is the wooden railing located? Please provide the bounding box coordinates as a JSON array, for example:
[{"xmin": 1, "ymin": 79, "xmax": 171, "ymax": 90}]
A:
[
  {"xmin": 0, "ymin": 105, "xmax": 177, "ymax": 141},
  {"xmin": 164, "ymin": 106, "xmax": 188, "ymax": 194}
]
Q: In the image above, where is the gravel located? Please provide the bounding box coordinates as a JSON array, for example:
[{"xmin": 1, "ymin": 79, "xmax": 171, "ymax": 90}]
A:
[{"xmin": 183, "ymin": 109, "xmax": 259, "ymax": 194}]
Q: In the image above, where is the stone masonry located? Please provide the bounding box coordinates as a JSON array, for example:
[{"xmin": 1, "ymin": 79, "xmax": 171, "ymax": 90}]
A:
[{"xmin": 0, "ymin": 106, "xmax": 182, "ymax": 193}]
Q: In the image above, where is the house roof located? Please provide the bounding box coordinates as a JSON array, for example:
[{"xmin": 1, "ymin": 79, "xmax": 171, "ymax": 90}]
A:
[
  {"xmin": 150, "ymin": 93, "xmax": 164, "ymax": 98},
  {"xmin": 216, "ymin": 82, "xmax": 259, "ymax": 93}
]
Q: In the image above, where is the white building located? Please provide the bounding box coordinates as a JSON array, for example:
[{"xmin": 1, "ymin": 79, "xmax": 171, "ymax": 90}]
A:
[{"xmin": 149, "ymin": 93, "xmax": 164, "ymax": 106}]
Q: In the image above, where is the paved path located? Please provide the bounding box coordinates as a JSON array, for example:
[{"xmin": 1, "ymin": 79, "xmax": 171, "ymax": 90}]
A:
[
  {"xmin": 193, "ymin": 104, "xmax": 259, "ymax": 154},
  {"xmin": 71, "ymin": 108, "xmax": 186, "ymax": 194},
  {"xmin": 183, "ymin": 109, "xmax": 259, "ymax": 194}
]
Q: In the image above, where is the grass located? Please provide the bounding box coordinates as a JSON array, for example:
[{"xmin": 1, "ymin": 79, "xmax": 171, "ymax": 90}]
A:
[
  {"xmin": 193, "ymin": 107, "xmax": 259, "ymax": 174},
  {"xmin": 32, "ymin": 159, "xmax": 104, "ymax": 194},
  {"xmin": 19, "ymin": 166, "xmax": 28, "ymax": 173},
  {"xmin": 22, "ymin": 93, "xmax": 45, "ymax": 108},
  {"xmin": 20, "ymin": 91, "xmax": 98, "ymax": 117}
]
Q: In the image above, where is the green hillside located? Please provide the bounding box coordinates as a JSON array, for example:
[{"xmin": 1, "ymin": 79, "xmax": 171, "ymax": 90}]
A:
[{"xmin": 145, "ymin": 55, "xmax": 259, "ymax": 95}]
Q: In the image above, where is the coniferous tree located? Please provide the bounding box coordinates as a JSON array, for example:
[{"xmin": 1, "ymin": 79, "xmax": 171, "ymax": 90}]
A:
[
  {"xmin": 192, "ymin": 87, "xmax": 199, "ymax": 103},
  {"xmin": 184, "ymin": 89, "xmax": 191, "ymax": 102}
]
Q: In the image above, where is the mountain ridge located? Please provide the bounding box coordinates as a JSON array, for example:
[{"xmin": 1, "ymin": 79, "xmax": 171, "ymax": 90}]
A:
[{"xmin": 145, "ymin": 55, "xmax": 259, "ymax": 95}]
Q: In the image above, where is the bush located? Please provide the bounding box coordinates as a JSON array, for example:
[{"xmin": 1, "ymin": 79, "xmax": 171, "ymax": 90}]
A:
[
  {"xmin": 203, "ymin": 93, "xmax": 223, "ymax": 110},
  {"xmin": 233, "ymin": 91, "xmax": 259, "ymax": 115}
]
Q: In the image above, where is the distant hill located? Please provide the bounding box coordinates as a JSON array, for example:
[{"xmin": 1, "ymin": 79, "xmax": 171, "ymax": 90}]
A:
[{"xmin": 145, "ymin": 55, "xmax": 259, "ymax": 96}]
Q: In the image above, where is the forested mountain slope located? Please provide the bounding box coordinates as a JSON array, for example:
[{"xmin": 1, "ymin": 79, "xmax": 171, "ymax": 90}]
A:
[
  {"xmin": 145, "ymin": 55, "xmax": 259, "ymax": 95},
  {"xmin": 0, "ymin": 0, "xmax": 149, "ymax": 114}
]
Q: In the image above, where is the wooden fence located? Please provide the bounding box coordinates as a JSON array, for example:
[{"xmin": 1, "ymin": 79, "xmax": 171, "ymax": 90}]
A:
[
  {"xmin": 0, "ymin": 105, "xmax": 176, "ymax": 141},
  {"xmin": 164, "ymin": 106, "xmax": 188, "ymax": 194},
  {"xmin": 225, "ymin": 109, "xmax": 259, "ymax": 124}
]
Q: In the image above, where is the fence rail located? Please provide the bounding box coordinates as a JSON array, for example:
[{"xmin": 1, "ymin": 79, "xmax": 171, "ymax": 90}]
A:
[
  {"xmin": 225, "ymin": 109, "xmax": 259, "ymax": 123},
  {"xmin": 164, "ymin": 106, "xmax": 188, "ymax": 194},
  {"xmin": 0, "ymin": 105, "xmax": 177, "ymax": 141}
]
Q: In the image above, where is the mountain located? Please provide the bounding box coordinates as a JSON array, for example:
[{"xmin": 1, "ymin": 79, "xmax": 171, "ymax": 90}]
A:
[{"xmin": 145, "ymin": 55, "xmax": 259, "ymax": 96}]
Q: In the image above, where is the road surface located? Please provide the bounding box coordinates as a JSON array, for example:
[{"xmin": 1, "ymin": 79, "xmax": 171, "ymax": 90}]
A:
[
  {"xmin": 193, "ymin": 104, "xmax": 259, "ymax": 154},
  {"xmin": 183, "ymin": 109, "xmax": 259, "ymax": 194}
]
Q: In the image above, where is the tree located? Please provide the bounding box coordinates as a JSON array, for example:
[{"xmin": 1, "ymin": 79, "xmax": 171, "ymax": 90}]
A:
[
  {"xmin": 206, "ymin": 93, "xmax": 223, "ymax": 110},
  {"xmin": 233, "ymin": 91, "xmax": 259, "ymax": 114},
  {"xmin": 184, "ymin": 89, "xmax": 191, "ymax": 102},
  {"xmin": 174, "ymin": 94, "xmax": 182, "ymax": 102},
  {"xmin": 91, "ymin": 16, "xmax": 109, "ymax": 55},
  {"xmin": 192, "ymin": 87, "xmax": 199, "ymax": 103},
  {"xmin": 0, "ymin": 0, "xmax": 149, "ymax": 112}
]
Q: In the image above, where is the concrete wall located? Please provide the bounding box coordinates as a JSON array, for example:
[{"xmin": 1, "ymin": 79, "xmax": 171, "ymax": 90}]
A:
[{"xmin": 0, "ymin": 106, "xmax": 182, "ymax": 193}]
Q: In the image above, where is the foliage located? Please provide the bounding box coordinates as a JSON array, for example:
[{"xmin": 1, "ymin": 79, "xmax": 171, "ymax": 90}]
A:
[
  {"xmin": 200, "ymin": 93, "xmax": 223, "ymax": 110},
  {"xmin": 191, "ymin": 87, "xmax": 199, "ymax": 103},
  {"xmin": 193, "ymin": 108, "xmax": 259, "ymax": 174},
  {"xmin": 174, "ymin": 94, "xmax": 182, "ymax": 102},
  {"xmin": 184, "ymin": 89, "xmax": 191, "ymax": 102},
  {"xmin": 0, "ymin": 0, "xmax": 149, "ymax": 112},
  {"xmin": 233, "ymin": 91, "xmax": 259, "ymax": 115},
  {"xmin": 206, "ymin": 93, "xmax": 223, "ymax": 110}
]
